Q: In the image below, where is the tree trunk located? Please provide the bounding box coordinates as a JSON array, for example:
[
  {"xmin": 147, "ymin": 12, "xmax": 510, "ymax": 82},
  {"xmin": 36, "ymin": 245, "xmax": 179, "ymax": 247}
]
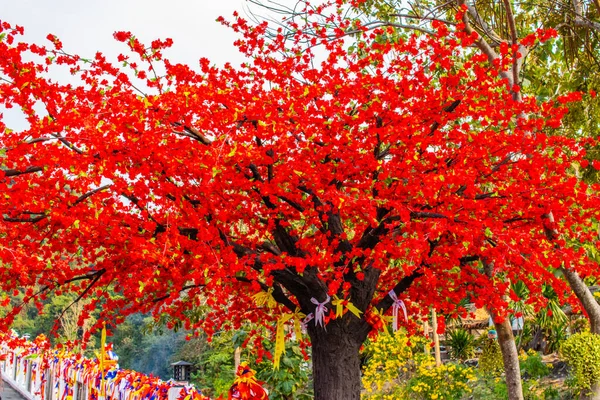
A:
[
  {"xmin": 431, "ymin": 308, "xmax": 442, "ymax": 366},
  {"xmin": 484, "ymin": 262, "xmax": 524, "ymax": 400},
  {"xmin": 493, "ymin": 317, "xmax": 524, "ymax": 400},
  {"xmin": 310, "ymin": 321, "xmax": 363, "ymax": 400},
  {"xmin": 561, "ymin": 267, "xmax": 600, "ymax": 399},
  {"xmin": 561, "ymin": 267, "xmax": 600, "ymax": 333}
]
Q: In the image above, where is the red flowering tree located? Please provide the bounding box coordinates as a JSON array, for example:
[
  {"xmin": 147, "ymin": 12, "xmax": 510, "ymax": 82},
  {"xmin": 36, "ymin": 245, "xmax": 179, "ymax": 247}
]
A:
[{"xmin": 0, "ymin": 3, "xmax": 598, "ymax": 398}]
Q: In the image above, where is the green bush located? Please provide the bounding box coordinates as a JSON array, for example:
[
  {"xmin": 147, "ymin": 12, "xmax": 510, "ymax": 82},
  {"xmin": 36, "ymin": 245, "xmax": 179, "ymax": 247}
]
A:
[
  {"xmin": 468, "ymin": 375, "xmax": 508, "ymax": 400},
  {"xmin": 446, "ymin": 328, "xmax": 475, "ymax": 361},
  {"xmin": 561, "ymin": 332, "xmax": 600, "ymax": 396},
  {"xmin": 478, "ymin": 338, "xmax": 504, "ymax": 376},
  {"xmin": 519, "ymin": 350, "xmax": 550, "ymax": 379}
]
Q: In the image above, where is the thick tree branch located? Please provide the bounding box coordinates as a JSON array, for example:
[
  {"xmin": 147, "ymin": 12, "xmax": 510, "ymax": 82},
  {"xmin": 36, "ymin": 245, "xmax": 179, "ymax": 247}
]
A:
[
  {"xmin": 3, "ymin": 214, "xmax": 47, "ymax": 223},
  {"xmin": 236, "ymin": 277, "xmax": 297, "ymax": 313},
  {"xmin": 502, "ymin": 0, "xmax": 521, "ymax": 87},
  {"xmin": 58, "ymin": 269, "xmax": 106, "ymax": 286},
  {"xmin": 375, "ymin": 270, "xmax": 424, "ymax": 314},
  {"xmin": 298, "ymin": 185, "xmax": 352, "ymax": 257},
  {"xmin": 171, "ymin": 123, "xmax": 213, "ymax": 145},
  {"xmin": 2, "ymin": 166, "xmax": 43, "ymax": 177},
  {"xmin": 72, "ymin": 184, "xmax": 112, "ymax": 206},
  {"xmin": 572, "ymin": 0, "xmax": 600, "ymax": 31},
  {"xmin": 50, "ymin": 133, "xmax": 84, "ymax": 154},
  {"xmin": 459, "ymin": 0, "xmax": 514, "ymax": 86}
]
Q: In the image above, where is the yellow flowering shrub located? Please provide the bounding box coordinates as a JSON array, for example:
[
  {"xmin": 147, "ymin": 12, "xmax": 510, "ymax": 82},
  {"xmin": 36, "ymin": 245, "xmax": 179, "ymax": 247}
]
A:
[
  {"xmin": 361, "ymin": 330, "xmax": 426, "ymax": 399},
  {"xmin": 561, "ymin": 332, "xmax": 600, "ymax": 396},
  {"xmin": 478, "ymin": 338, "xmax": 504, "ymax": 376},
  {"xmin": 361, "ymin": 331, "xmax": 475, "ymax": 400},
  {"xmin": 406, "ymin": 360, "xmax": 475, "ymax": 400}
]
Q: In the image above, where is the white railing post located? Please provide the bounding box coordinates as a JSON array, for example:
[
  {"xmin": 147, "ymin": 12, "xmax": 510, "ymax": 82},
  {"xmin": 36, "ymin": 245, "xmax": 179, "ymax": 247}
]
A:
[{"xmin": 26, "ymin": 360, "xmax": 32, "ymax": 393}]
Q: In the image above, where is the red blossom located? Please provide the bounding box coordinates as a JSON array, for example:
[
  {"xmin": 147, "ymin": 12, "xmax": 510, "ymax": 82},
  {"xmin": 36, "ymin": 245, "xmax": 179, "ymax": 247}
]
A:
[{"xmin": 113, "ymin": 31, "xmax": 131, "ymax": 42}]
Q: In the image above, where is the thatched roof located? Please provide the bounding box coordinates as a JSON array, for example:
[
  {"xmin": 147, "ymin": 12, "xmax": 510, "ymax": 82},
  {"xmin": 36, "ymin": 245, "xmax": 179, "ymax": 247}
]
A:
[{"xmin": 448, "ymin": 305, "xmax": 490, "ymax": 330}]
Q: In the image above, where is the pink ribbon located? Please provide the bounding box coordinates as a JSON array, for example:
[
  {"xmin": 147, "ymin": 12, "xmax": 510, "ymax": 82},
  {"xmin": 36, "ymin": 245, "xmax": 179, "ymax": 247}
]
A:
[
  {"xmin": 310, "ymin": 295, "xmax": 330, "ymax": 328},
  {"xmin": 301, "ymin": 313, "xmax": 314, "ymax": 331},
  {"xmin": 388, "ymin": 290, "xmax": 407, "ymax": 331}
]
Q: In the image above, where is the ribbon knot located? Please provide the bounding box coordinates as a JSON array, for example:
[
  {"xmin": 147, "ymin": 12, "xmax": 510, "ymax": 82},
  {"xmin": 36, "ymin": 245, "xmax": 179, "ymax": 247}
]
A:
[
  {"xmin": 310, "ymin": 295, "xmax": 330, "ymax": 328},
  {"xmin": 388, "ymin": 290, "xmax": 408, "ymax": 331}
]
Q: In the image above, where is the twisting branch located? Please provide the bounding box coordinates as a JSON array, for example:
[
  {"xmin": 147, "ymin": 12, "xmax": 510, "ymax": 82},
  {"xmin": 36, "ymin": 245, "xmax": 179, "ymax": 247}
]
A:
[
  {"xmin": 50, "ymin": 133, "xmax": 84, "ymax": 154},
  {"xmin": 151, "ymin": 283, "xmax": 207, "ymax": 303},
  {"xmin": 55, "ymin": 268, "xmax": 106, "ymax": 322},
  {"xmin": 502, "ymin": 0, "xmax": 521, "ymax": 88},
  {"xmin": 72, "ymin": 184, "xmax": 112, "ymax": 206}
]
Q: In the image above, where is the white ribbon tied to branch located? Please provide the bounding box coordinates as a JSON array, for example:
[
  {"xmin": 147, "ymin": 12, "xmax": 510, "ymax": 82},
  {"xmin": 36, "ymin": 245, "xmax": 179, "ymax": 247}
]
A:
[
  {"xmin": 310, "ymin": 295, "xmax": 330, "ymax": 329},
  {"xmin": 388, "ymin": 290, "xmax": 408, "ymax": 332}
]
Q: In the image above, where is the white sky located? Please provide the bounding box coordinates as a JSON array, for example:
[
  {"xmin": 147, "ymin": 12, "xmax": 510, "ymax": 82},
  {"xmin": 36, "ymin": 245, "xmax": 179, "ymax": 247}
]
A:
[
  {"xmin": 1, "ymin": 0, "xmax": 300, "ymax": 129},
  {"xmin": 1, "ymin": 0, "xmax": 255, "ymax": 68}
]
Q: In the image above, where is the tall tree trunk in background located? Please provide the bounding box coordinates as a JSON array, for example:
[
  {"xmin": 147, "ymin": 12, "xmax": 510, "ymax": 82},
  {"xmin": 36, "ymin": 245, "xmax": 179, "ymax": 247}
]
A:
[
  {"xmin": 484, "ymin": 262, "xmax": 524, "ymax": 400},
  {"xmin": 491, "ymin": 314, "xmax": 524, "ymax": 400},
  {"xmin": 562, "ymin": 267, "xmax": 600, "ymax": 334},
  {"xmin": 562, "ymin": 267, "xmax": 600, "ymax": 399},
  {"xmin": 431, "ymin": 309, "xmax": 442, "ymax": 366},
  {"xmin": 423, "ymin": 318, "xmax": 431, "ymax": 356}
]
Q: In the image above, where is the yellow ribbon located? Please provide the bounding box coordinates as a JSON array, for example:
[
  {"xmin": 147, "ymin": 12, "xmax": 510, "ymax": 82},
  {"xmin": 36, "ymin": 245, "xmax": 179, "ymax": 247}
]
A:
[
  {"xmin": 274, "ymin": 313, "xmax": 294, "ymax": 369},
  {"xmin": 252, "ymin": 288, "xmax": 277, "ymax": 309},
  {"xmin": 100, "ymin": 322, "xmax": 106, "ymax": 397},
  {"xmin": 371, "ymin": 308, "xmax": 392, "ymax": 335},
  {"xmin": 332, "ymin": 295, "xmax": 345, "ymax": 318},
  {"xmin": 293, "ymin": 308, "xmax": 305, "ymax": 341},
  {"xmin": 332, "ymin": 295, "xmax": 363, "ymax": 319},
  {"xmin": 346, "ymin": 300, "xmax": 363, "ymax": 319}
]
